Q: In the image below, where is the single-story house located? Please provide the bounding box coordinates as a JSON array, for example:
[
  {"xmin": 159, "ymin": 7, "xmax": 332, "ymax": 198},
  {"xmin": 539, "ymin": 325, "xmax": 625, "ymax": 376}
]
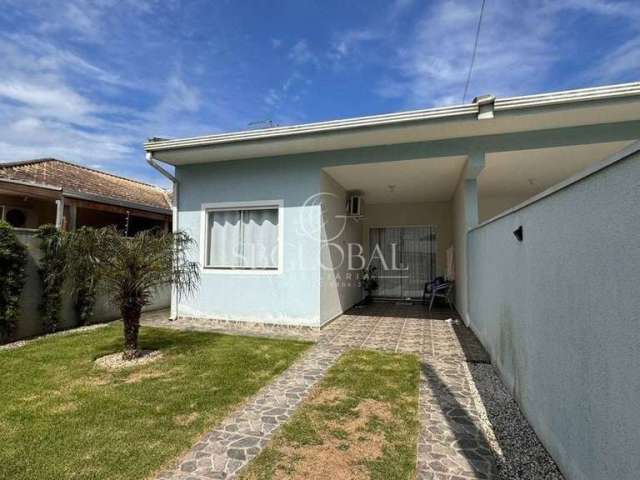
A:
[
  {"xmin": 0, "ymin": 158, "xmax": 171, "ymax": 234},
  {"xmin": 144, "ymin": 81, "xmax": 640, "ymax": 328}
]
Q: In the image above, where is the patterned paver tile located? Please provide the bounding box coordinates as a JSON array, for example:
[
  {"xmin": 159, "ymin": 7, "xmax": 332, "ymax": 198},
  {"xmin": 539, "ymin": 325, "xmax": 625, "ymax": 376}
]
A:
[
  {"xmin": 320, "ymin": 305, "xmax": 495, "ymax": 479},
  {"xmin": 154, "ymin": 343, "xmax": 346, "ymax": 479},
  {"xmin": 417, "ymin": 357, "xmax": 496, "ymax": 480},
  {"xmin": 144, "ymin": 304, "xmax": 499, "ymax": 480}
]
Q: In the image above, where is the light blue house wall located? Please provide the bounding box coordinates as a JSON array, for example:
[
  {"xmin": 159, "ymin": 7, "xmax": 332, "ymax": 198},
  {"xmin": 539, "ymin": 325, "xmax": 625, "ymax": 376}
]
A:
[
  {"xmin": 173, "ymin": 120, "xmax": 640, "ymax": 329},
  {"xmin": 176, "ymin": 156, "xmax": 323, "ymax": 326}
]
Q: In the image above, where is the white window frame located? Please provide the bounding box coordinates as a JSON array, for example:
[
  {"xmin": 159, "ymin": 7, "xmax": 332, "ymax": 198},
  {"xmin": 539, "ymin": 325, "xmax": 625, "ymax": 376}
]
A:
[{"xmin": 200, "ymin": 200, "xmax": 284, "ymax": 275}]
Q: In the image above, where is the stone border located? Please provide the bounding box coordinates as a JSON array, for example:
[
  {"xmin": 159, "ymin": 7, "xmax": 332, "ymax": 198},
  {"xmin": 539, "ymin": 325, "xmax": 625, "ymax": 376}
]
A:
[
  {"xmin": 178, "ymin": 315, "xmax": 319, "ymax": 332},
  {"xmin": 142, "ymin": 313, "xmax": 320, "ymax": 343}
]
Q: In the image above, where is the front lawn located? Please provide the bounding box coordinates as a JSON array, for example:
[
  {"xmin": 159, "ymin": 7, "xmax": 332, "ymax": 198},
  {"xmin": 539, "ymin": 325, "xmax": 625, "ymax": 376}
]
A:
[
  {"xmin": 241, "ymin": 349, "xmax": 420, "ymax": 480},
  {"xmin": 0, "ymin": 324, "xmax": 310, "ymax": 480}
]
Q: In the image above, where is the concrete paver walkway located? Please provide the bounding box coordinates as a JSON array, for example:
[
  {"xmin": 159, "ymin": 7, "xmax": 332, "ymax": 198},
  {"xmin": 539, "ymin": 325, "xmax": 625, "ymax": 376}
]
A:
[
  {"xmin": 155, "ymin": 344, "xmax": 346, "ymax": 479},
  {"xmin": 146, "ymin": 304, "xmax": 543, "ymax": 480},
  {"xmin": 324, "ymin": 305, "xmax": 495, "ymax": 479}
]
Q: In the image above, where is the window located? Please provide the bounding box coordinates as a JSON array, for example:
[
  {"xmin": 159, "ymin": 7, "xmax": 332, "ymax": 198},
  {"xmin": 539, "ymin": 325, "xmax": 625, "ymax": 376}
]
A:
[
  {"xmin": 203, "ymin": 204, "xmax": 281, "ymax": 270},
  {"xmin": 5, "ymin": 208, "xmax": 27, "ymax": 228}
]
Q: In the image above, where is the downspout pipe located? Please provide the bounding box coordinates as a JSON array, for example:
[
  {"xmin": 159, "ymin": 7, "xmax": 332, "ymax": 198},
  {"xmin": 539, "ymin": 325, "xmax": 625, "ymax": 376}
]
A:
[{"xmin": 146, "ymin": 152, "xmax": 179, "ymax": 320}]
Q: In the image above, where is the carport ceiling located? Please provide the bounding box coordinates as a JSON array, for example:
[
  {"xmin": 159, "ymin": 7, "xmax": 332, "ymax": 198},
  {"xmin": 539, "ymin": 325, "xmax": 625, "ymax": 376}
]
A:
[
  {"xmin": 324, "ymin": 140, "xmax": 634, "ymax": 205},
  {"xmin": 480, "ymin": 140, "xmax": 633, "ymax": 197},
  {"xmin": 324, "ymin": 155, "xmax": 467, "ymax": 204}
]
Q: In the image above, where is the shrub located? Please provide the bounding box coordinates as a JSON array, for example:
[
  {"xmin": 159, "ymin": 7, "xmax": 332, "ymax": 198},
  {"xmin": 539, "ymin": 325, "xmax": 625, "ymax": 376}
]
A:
[
  {"xmin": 36, "ymin": 225, "xmax": 67, "ymax": 333},
  {"xmin": 0, "ymin": 221, "xmax": 27, "ymax": 342},
  {"xmin": 68, "ymin": 227, "xmax": 100, "ymax": 325}
]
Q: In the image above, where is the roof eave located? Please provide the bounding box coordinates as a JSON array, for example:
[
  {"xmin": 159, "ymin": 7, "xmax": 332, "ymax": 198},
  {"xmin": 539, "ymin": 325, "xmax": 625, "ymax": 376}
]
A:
[
  {"xmin": 144, "ymin": 104, "xmax": 477, "ymax": 152},
  {"xmin": 144, "ymin": 81, "xmax": 640, "ymax": 154},
  {"xmin": 0, "ymin": 177, "xmax": 63, "ymax": 192},
  {"xmin": 0, "ymin": 178, "xmax": 170, "ymax": 213},
  {"xmin": 62, "ymin": 190, "xmax": 172, "ymax": 215}
]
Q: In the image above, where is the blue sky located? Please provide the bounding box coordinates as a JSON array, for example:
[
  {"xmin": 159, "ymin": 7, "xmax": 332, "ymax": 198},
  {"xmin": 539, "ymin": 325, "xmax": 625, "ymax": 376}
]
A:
[{"xmin": 0, "ymin": 0, "xmax": 638, "ymax": 187}]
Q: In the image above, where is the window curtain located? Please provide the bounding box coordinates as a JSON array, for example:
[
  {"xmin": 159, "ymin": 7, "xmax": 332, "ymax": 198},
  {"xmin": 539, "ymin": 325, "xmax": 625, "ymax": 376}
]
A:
[
  {"xmin": 370, "ymin": 227, "xmax": 403, "ymax": 297},
  {"xmin": 207, "ymin": 208, "xmax": 278, "ymax": 268},
  {"xmin": 401, "ymin": 226, "xmax": 437, "ymax": 298},
  {"xmin": 242, "ymin": 209, "xmax": 278, "ymax": 268},
  {"xmin": 207, "ymin": 210, "xmax": 241, "ymax": 267}
]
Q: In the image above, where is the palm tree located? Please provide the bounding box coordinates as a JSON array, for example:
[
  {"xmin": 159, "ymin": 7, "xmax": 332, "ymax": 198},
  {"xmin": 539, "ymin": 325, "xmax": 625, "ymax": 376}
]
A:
[{"xmin": 66, "ymin": 227, "xmax": 199, "ymax": 359}]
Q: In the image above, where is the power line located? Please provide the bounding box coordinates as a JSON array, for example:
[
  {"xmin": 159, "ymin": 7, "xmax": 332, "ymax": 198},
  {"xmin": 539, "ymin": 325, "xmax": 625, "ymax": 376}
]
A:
[{"xmin": 462, "ymin": 0, "xmax": 487, "ymax": 103}]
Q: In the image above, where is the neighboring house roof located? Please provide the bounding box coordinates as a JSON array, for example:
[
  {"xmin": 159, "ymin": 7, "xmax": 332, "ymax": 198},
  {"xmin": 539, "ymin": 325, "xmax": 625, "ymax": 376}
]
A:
[
  {"xmin": 145, "ymin": 81, "xmax": 640, "ymax": 165},
  {"xmin": 0, "ymin": 158, "xmax": 171, "ymax": 212}
]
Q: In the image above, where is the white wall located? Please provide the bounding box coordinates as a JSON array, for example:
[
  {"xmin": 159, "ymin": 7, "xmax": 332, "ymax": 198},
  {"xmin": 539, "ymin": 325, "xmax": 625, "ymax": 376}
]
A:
[
  {"xmin": 361, "ymin": 201, "xmax": 453, "ymax": 278},
  {"xmin": 11, "ymin": 230, "xmax": 169, "ymax": 341},
  {"xmin": 468, "ymin": 146, "xmax": 640, "ymax": 480},
  {"xmin": 319, "ymin": 172, "xmax": 363, "ymax": 324}
]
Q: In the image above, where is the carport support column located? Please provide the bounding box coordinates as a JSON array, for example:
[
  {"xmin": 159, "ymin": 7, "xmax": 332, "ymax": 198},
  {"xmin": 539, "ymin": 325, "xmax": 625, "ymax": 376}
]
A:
[
  {"xmin": 55, "ymin": 198, "xmax": 65, "ymax": 230},
  {"xmin": 453, "ymin": 151, "xmax": 485, "ymax": 326},
  {"xmin": 462, "ymin": 154, "xmax": 483, "ymax": 228}
]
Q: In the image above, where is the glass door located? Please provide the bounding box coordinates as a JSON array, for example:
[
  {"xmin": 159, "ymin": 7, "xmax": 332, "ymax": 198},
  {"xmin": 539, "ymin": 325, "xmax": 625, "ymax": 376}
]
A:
[
  {"xmin": 369, "ymin": 227, "xmax": 402, "ymax": 297},
  {"xmin": 369, "ymin": 226, "xmax": 437, "ymax": 299}
]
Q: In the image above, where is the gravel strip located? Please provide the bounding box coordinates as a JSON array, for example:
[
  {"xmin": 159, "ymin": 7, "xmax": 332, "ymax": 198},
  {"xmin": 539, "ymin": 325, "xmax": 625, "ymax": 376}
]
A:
[{"xmin": 465, "ymin": 362, "xmax": 565, "ymax": 480}]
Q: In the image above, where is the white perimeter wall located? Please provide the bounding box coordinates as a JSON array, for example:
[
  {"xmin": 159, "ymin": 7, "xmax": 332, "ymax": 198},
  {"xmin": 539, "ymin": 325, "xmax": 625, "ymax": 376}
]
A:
[
  {"xmin": 468, "ymin": 146, "xmax": 640, "ymax": 480},
  {"xmin": 12, "ymin": 230, "xmax": 169, "ymax": 340}
]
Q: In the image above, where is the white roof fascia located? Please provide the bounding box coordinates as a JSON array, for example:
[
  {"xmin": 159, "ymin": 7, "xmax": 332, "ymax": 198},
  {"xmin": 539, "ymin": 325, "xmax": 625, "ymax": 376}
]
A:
[{"xmin": 144, "ymin": 82, "xmax": 640, "ymax": 153}]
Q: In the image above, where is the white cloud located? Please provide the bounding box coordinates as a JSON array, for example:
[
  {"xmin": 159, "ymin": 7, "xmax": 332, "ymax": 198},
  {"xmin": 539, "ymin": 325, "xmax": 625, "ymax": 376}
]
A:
[
  {"xmin": 590, "ymin": 36, "xmax": 640, "ymax": 81},
  {"xmin": 34, "ymin": 0, "xmax": 156, "ymax": 42},
  {"xmin": 263, "ymin": 73, "xmax": 306, "ymax": 109},
  {"xmin": 329, "ymin": 29, "xmax": 380, "ymax": 62},
  {"xmin": 288, "ymin": 40, "xmax": 318, "ymax": 65},
  {"xmin": 375, "ymin": 0, "xmax": 640, "ymax": 108},
  {"xmin": 141, "ymin": 73, "xmax": 208, "ymax": 139},
  {"xmin": 1, "ymin": 0, "xmax": 637, "ymax": 187},
  {"xmin": 4, "ymin": 34, "xmax": 132, "ymax": 87},
  {"xmin": 157, "ymin": 74, "xmax": 201, "ymax": 115},
  {"xmin": 0, "ymin": 81, "xmax": 96, "ymax": 123},
  {"xmin": 0, "ymin": 0, "xmax": 237, "ymax": 182},
  {"xmin": 389, "ymin": 0, "xmax": 553, "ymax": 105},
  {"xmin": 547, "ymin": 0, "xmax": 640, "ymax": 17},
  {"xmin": 264, "ymin": 89, "xmax": 280, "ymax": 107},
  {"xmin": 0, "ymin": 107, "xmax": 136, "ymax": 165},
  {"xmin": 0, "ymin": 27, "xmax": 204, "ymax": 185}
]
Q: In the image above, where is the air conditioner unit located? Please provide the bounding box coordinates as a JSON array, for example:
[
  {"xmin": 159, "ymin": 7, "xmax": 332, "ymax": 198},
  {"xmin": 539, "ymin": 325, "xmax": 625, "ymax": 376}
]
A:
[{"xmin": 347, "ymin": 194, "xmax": 363, "ymax": 217}]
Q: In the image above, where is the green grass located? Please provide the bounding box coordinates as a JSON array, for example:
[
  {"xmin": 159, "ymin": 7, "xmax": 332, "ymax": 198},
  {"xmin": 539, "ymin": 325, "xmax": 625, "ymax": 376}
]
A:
[
  {"xmin": 242, "ymin": 349, "xmax": 420, "ymax": 480},
  {"xmin": 0, "ymin": 324, "xmax": 311, "ymax": 480}
]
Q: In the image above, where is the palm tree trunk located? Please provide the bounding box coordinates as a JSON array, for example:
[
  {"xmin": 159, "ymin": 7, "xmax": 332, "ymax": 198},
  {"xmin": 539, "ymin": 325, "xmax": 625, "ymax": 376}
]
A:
[{"xmin": 121, "ymin": 302, "xmax": 142, "ymax": 360}]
